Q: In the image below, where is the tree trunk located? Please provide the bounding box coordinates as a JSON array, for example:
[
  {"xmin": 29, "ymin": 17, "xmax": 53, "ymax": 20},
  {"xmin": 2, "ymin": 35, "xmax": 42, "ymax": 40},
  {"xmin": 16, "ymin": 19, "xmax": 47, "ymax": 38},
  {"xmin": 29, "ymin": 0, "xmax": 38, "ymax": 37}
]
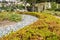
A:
[
  {"xmin": 23, "ymin": 0, "xmax": 27, "ymax": 10},
  {"xmin": 32, "ymin": 0, "xmax": 36, "ymax": 12},
  {"xmin": 37, "ymin": 3, "xmax": 44, "ymax": 12},
  {"xmin": 57, "ymin": 3, "xmax": 58, "ymax": 8},
  {"xmin": 32, "ymin": 4, "xmax": 35, "ymax": 12},
  {"xmin": 45, "ymin": 2, "xmax": 47, "ymax": 9},
  {"xmin": 25, "ymin": 4, "xmax": 27, "ymax": 10},
  {"xmin": 38, "ymin": 4, "xmax": 41, "ymax": 12},
  {"xmin": 48, "ymin": 2, "xmax": 51, "ymax": 9}
]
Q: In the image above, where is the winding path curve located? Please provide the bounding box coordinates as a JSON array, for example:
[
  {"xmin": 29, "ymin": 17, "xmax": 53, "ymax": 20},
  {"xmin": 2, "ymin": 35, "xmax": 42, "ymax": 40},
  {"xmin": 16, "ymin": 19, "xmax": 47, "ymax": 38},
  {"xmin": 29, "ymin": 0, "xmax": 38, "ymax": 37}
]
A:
[{"xmin": 0, "ymin": 14, "xmax": 38, "ymax": 37}]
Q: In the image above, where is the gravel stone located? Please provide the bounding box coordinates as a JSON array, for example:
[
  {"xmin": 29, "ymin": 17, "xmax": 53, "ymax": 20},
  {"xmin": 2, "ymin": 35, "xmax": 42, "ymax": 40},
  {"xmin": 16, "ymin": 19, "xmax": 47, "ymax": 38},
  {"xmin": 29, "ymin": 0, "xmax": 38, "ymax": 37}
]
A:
[{"xmin": 0, "ymin": 14, "xmax": 38, "ymax": 37}]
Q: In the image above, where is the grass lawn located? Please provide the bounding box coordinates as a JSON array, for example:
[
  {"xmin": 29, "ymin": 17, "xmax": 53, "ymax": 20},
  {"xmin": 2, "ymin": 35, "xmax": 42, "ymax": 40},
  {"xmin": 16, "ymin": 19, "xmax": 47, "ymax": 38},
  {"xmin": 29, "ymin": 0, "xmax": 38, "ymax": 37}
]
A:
[{"xmin": 0, "ymin": 12, "xmax": 60, "ymax": 40}]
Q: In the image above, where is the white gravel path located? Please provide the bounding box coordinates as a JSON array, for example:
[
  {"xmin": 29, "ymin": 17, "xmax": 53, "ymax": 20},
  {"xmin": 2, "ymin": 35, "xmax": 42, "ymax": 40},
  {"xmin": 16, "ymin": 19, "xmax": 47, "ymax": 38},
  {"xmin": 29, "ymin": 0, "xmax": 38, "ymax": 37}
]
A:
[{"xmin": 0, "ymin": 14, "xmax": 38, "ymax": 37}]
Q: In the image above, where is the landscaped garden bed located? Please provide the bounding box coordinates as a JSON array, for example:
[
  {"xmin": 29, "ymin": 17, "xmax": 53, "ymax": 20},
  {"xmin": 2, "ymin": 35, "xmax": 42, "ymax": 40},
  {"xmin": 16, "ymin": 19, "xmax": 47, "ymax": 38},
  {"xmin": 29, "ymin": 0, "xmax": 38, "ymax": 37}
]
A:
[
  {"xmin": 0, "ymin": 12, "xmax": 38, "ymax": 37},
  {"xmin": 0, "ymin": 12, "xmax": 22, "ymax": 27},
  {"xmin": 0, "ymin": 12, "xmax": 60, "ymax": 40}
]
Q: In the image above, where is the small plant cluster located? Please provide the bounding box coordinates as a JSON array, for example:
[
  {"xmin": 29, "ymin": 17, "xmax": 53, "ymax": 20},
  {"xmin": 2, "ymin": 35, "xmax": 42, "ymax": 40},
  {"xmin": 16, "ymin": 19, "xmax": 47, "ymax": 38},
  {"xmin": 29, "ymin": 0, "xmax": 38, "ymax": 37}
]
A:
[
  {"xmin": 43, "ymin": 10, "xmax": 60, "ymax": 17},
  {"xmin": 0, "ymin": 12, "xmax": 60, "ymax": 40},
  {"xmin": 0, "ymin": 12, "xmax": 22, "ymax": 22}
]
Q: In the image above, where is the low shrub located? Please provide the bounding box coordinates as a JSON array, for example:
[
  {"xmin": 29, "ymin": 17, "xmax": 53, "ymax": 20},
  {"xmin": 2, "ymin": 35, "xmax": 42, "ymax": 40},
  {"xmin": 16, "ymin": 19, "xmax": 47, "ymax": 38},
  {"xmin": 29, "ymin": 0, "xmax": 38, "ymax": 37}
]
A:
[{"xmin": 0, "ymin": 12, "xmax": 22, "ymax": 22}]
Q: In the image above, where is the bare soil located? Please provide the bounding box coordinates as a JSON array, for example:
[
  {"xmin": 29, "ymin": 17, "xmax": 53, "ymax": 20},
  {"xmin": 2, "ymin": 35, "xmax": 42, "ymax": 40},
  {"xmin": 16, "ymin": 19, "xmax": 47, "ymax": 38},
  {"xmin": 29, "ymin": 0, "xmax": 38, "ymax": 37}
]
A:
[{"xmin": 0, "ymin": 20, "xmax": 17, "ymax": 27}]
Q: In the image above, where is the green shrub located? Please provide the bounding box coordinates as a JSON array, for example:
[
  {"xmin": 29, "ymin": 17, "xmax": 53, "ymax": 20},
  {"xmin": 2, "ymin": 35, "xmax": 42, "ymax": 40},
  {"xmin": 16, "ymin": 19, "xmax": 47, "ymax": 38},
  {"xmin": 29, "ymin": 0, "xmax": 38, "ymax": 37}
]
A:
[
  {"xmin": 47, "ymin": 2, "xmax": 57, "ymax": 11},
  {"xmin": 0, "ymin": 12, "xmax": 22, "ymax": 22},
  {"xmin": 8, "ymin": 13, "xmax": 22, "ymax": 22}
]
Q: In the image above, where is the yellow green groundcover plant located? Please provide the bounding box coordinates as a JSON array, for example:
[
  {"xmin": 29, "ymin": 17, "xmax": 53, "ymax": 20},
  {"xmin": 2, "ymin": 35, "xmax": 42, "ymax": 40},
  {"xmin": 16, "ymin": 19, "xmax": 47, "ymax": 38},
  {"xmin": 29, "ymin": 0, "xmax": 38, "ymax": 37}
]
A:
[{"xmin": 0, "ymin": 12, "xmax": 60, "ymax": 40}]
